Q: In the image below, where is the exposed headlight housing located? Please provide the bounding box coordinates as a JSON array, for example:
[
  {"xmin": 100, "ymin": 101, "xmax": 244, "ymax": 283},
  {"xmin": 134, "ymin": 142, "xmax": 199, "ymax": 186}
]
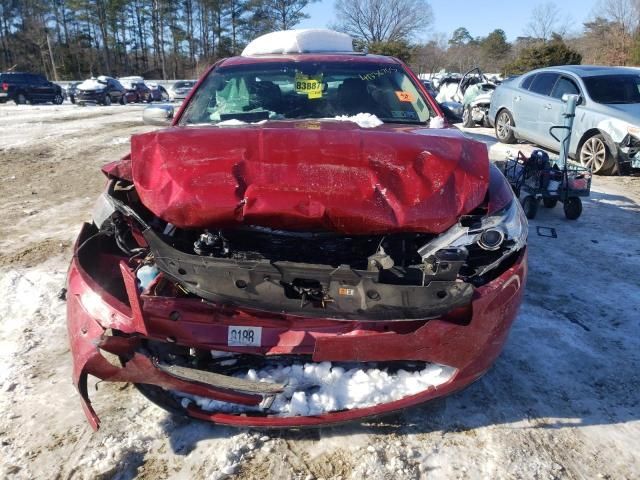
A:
[{"xmin": 418, "ymin": 199, "xmax": 528, "ymax": 277}]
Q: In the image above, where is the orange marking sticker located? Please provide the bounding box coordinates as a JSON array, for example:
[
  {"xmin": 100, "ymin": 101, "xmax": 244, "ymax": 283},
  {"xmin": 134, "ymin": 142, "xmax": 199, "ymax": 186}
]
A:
[{"xmin": 395, "ymin": 91, "xmax": 415, "ymax": 102}]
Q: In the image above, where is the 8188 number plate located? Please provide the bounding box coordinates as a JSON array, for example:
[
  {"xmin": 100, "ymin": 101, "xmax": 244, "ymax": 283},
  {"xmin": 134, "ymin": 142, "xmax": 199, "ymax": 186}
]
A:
[{"xmin": 227, "ymin": 326, "xmax": 262, "ymax": 347}]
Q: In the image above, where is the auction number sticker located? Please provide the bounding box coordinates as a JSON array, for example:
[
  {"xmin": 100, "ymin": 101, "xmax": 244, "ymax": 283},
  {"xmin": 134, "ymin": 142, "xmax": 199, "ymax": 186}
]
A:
[
  {"xmin": 295, "ymin": 73, "xmax": 323, "ymax": 99},
  {"xmin": 228, "ymin": 326, "xmax": 262, "ymax": 347},
  {"xmin": 395, "ymin": 91, "xmax": 415, "ymax": 102}
]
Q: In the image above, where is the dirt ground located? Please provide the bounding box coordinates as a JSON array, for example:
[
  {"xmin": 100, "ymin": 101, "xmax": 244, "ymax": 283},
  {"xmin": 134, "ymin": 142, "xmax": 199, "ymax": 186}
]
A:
[{"xmin": 0, "ymin": 104, "xmax": 638, "ymax": 480}]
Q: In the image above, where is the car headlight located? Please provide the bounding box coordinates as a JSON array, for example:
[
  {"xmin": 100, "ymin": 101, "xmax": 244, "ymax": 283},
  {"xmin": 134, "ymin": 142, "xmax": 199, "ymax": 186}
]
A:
[
  {"xmin": 627, "ymin": 125, "xmax": 640, "ymax": 139},
  {"xmin": 418, "ymin": 199, "xmax": 527, "ymax": 276}
]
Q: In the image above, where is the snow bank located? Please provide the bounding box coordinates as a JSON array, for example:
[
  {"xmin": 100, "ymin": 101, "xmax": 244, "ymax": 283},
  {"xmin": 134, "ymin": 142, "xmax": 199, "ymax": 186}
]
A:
[
  {"xmin": 178, "ymin": 361, "xmax": 456, "ymax": 416},
  {"xmin": 333, "ymin": 113, "xmax": 383, "ymax": 128},
  {"xmin": 242, "ymin": 29, "xmax": 353, "ymax": 56}
]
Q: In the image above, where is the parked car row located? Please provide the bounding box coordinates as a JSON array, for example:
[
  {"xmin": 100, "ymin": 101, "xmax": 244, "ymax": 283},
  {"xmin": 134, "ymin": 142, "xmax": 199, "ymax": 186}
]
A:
[{"xmin": 1, "ymin": 70, "xmax": 194, "ymax": 106}]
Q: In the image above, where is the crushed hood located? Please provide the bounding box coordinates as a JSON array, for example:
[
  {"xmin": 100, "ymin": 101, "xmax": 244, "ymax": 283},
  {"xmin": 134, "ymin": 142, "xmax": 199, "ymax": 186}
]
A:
[{"xmin": 130, "ymin": 121, "xmax": 489, "ymax": 234}]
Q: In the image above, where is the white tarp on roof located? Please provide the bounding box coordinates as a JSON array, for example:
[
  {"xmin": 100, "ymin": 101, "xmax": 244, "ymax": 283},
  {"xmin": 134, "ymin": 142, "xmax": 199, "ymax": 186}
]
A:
[{"xmin": 242, "ymin": 29, "xmax": 353, "ymax": 56}]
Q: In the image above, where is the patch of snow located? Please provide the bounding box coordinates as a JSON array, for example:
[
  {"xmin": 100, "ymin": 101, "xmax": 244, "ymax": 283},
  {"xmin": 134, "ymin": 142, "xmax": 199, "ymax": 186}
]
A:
[
  {"xmin": 242, "ymin": 29, "xmax": 353, "ymax": 56},
  {"xmin": 216, "ymin": 119, "xmax": 247, "ymax": 126},
  {"xmin": 77, "ymin": 79, "xmax": 106, "ymax": 91},
  {"xmin": 333, "ymin": 113, "xmax": 383, "ymax": 128},
  {"xmin": 429, "ymin": 116, "xmax": 445, "ymax": 128},
  {"xmin": 177, "ymin": 361, "xmax": 456, "ymax": 416}
]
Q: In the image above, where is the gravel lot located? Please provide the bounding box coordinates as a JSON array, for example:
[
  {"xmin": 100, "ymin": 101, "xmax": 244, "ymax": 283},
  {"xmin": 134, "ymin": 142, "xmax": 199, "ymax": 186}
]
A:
[{"xmin": 0, "ymin": 103, "xmax": 638, "ymax": 480}]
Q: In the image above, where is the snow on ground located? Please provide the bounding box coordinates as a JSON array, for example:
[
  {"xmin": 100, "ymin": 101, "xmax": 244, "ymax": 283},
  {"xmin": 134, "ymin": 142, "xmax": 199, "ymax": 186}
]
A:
[
  {"xmin": 0, "ymin": 104, "xmax": 639, "ymax": 479},
  {"xmin": 180, "ymin": 362, "xmax": 456, "ymax": 416}
]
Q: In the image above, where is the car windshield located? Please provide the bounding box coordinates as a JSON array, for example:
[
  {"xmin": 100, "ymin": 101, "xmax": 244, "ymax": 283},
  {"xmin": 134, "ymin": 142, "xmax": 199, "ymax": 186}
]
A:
[
  {"xmin": 179, "ymin": 61, "xmax": 432, "ymax": 125},
  {"xmin": 584, "ymin": 74, "xmax": 640, "ymax": 104}
]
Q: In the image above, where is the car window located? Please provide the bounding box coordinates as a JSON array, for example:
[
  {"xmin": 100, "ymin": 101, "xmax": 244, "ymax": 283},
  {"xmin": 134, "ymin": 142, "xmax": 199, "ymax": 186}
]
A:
[
  {"xmin": 551, "ymin": 77, "xmax": 580, "ymax": 99},
  {"xmin": 180, "ymin": 61, "xmax": 433, "ymax": 126},
  {"xmin": 583, "ymin": 74, "xmax": 640, "ymax": 104},
  {"xmin": 529, "ymin": 73, "xmax": 560, "ymax": 96},
  {"xmin": 520, "ymin": 74, "xmax": 535, "ymax": 90}
]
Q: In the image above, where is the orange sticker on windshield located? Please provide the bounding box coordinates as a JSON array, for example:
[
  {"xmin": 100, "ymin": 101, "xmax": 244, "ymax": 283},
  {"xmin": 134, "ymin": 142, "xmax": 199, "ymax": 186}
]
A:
[{"xmin": 395, "ymin": 91, "xmax": 415, "ymax": 102}]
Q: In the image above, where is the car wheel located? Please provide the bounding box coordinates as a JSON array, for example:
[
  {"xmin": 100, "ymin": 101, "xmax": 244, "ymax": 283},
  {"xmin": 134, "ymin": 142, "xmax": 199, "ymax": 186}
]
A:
[
  {"xmin": 578, "ymin": 134, "xmax": 615, "ymax": 175},
  {"xmin": 563, "ymin": 197, "xmax": 582, "ymax": 220},
  {"xmin": 495, "ymin": 109, "xmax": 517, "ymax": 144},
  {"xmin": 522, "ymin": 195, "xmax": 538, "ymax": 219},
  {"xmin": 542, "ymin": 197, "xmax": 558, "ymax": 209},
  {"xmin": 103, "ymin": 95, "xmax": 112, "ymax": 106},
  {"xmin": 120, "ymin": 95, "xmax": 127, "ymax": 105},
  {"xmin": 15, "ymin": 93, "xmax": 27, "ymax": 105},
  {"xmin": 54, "ymin": 94, "xmax": 64, "ymax": 105},
  {"xmin": 462, "ymin": 106, "xmax": 475, "ymax": 128}
]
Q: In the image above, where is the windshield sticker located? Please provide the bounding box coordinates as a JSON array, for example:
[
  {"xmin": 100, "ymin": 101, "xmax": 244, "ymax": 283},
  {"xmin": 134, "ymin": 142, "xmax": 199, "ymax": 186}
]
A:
[
  {"xmin": 359, "ymin": 67, "xmax": 398, "ymax": 81},
  {"xmin": 395, "ymin": 91, "xmax": 415, "ymax": 102},
  {"xmin": 295, "ymin": 73, "xmax": 323, "ymax": 99},
  {"xmin": 391, "ymin": 110, "xmax": 418, "ymax": 119}
]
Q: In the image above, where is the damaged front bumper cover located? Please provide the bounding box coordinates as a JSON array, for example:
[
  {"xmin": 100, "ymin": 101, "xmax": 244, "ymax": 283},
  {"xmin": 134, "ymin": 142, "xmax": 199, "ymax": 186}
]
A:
[{"xmin": 67, "ymin": 222, "xmax": 527, "ymax": 429}]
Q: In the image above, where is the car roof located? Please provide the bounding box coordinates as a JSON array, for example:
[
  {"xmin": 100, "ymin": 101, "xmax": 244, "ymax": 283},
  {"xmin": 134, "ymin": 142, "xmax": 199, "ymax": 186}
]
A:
[
  {"xmin": 532, "ymin": 65, "xmax": 640, "ymax": 77},
  {"xmin": 219, "ymin": 53, "xmax": 400, "ymax": 68}
]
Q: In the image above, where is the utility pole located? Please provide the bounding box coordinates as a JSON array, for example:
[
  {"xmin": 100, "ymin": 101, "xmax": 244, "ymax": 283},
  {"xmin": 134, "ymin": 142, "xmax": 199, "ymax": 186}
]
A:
[{"xmin": 46, "ymin": 34, "xmax": 59, "ymax": 81}]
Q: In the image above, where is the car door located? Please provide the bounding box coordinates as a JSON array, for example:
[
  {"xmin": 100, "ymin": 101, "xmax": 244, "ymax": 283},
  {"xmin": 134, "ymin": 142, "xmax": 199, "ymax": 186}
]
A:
[
  {"xmin": 538, "ymin": 75, "xmax": 582, "ymax": 151},
  {"xmin": 509, "ymin": 73, "xmax": 538, "ymax": 140},
  {"xmin": 32, "ymin": 75, "xmax": 53, "ymax": 101},
  {"xmin": 518, "ymin": 72, "xmax": 560, "ymax": 145}
]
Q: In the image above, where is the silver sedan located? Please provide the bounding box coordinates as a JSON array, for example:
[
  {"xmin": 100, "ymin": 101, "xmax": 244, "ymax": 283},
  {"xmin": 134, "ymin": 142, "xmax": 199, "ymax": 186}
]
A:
[{"xmin": 489, "ymin": 65, "xmax": 640, "ymax": 174}]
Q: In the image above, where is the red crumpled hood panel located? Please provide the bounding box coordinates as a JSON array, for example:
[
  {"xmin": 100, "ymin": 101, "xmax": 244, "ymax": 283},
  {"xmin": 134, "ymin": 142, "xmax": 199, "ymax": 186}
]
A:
[{"xmin": 130, "ymin": 122, "xmax": 489, "ymax": 234}]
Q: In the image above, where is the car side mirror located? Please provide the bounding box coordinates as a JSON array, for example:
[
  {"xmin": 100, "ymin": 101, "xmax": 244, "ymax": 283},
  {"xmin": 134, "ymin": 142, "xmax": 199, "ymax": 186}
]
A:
[
  {"xmin": 438, "ymin": 101, "xmax": 463, "ymax": 123},
  {"xmin": 143, "ymin": 104, "xmax": 174, "ymax": 126}
]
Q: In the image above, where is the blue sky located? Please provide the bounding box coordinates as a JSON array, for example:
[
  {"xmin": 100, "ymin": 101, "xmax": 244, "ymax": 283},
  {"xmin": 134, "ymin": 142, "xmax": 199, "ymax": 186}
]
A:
[{"xmin": 298, "ymin": 0, "xmax": 601, "ymax": 41}]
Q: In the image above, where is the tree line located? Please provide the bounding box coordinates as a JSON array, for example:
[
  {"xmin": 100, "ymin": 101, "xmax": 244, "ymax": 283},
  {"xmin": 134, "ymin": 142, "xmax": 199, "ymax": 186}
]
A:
[
  {"xmin": 2, "ymin": 0, "xmax": 640, "ymax": 82},
  {"xmin": 0, "ymin": 0, "xmax": 316, "ymax": 80}
]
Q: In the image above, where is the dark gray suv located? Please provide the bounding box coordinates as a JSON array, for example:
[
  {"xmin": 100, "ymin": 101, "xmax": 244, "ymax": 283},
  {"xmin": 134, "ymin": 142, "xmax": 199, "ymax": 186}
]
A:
[{"xmin": 0, "ymin": 72, "xmax": 64, "ymax": 105}]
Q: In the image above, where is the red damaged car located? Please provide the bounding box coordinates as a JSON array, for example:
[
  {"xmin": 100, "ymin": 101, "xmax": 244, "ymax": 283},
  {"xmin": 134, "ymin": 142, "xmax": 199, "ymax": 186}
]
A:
[{"xmin": 66, "ymin": 30, "xmax": 527, "ymax": 429}]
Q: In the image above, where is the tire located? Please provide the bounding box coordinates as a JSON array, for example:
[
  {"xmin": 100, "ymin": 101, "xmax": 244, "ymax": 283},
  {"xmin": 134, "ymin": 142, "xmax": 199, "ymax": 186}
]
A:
[
  {"xmin": 15, "ymin": 93, "xmax": 27, "ymax": 105},
  {"xmin": 70, "ymin": 96, "xmax": 76, "ymax": 104},
  {"xmin": 53, "ymin": 94, "xmax": 63, "ymax": 105},
  {"xmin": 120, "ymin": 95, "xmax": 127, "ymax": 105},
  {"xmin": 495, "ymin": 109, "xmax": 517, "ymax": 144},
  {"xmin": 522, "ymin": 195, "xmax": 538, "ymax": 219},
  {"xmin": 543, "ymin": 198, "xmax": 558, "ymax": 208},
  {"xmin": 462, "ymin": 106, "xmax": 475, "ymax": 128},
  {"xmin": 563, "ymin": 197, "xmax": 582, "ymax": 220},
  {"xmin": 103, "ymin": 94, "xmax": 112, "ymax": 106},
  {"xmin": 578, "ymin": 134, "xmax": 615, "ymax": 175}
]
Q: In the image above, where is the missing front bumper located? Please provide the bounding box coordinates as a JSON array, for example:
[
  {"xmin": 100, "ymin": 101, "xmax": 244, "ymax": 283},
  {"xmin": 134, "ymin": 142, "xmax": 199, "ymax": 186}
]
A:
[{"xmin": 66, "ymin": 222, "xmax": 527, "ymax": 428}]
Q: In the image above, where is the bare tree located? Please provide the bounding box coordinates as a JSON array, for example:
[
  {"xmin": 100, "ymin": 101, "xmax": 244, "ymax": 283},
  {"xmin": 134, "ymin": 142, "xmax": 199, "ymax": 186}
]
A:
[
  {"xmin": 526, "ymin": 2, "xmax": 571, "ymax": 42},
  {"xmin": 334, "ymin": 0, "xmax": 433, "ymax": 43},
  {"xmin": 592, "ymin": 0, "xmax": 640, "ymax": 63}
]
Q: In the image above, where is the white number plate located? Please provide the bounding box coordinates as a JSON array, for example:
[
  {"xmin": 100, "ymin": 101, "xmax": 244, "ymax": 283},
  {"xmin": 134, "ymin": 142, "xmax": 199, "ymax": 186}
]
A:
[
  {"xmin": 0, "ymin": 93, "xmax": 7, "ymax": 97},
  {"xmin": 227, "ymin": 326, "xmax": 262, "ymax": 347}
]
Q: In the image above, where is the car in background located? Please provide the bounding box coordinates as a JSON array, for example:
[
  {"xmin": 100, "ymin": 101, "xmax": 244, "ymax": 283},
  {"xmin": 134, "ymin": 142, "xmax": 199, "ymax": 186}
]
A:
[
  {"xmin": 0, "ymin": 72, "xmax": 64, "ymax": 105},
  {"xmin": 146, "ymin": 82, "xmax": 169, "ymax": 101},
  {"xmin": 66, "ymin": 81, "xmax": 82, "ymax": 103},
  {"xmin": 66, "ymin": 29, "xmax": 527, "ymax": 429},
  {"xmin": 76, "ymin": 76, "xmax": 126, "ymax": 106},
  {"xmin": 490, "ymin": 65, "xmax": 640, "ymax": 174},
  {"xmin": 421, "ymin": 79, "xmax": 437, "ymax": 97},
  {"xmin": 122, "ymin": 81, "xmax": 152, "ymax": 103},
  {"xmin": 167, "ymin": 80, "xmax": 196, "ymax": 101}
]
